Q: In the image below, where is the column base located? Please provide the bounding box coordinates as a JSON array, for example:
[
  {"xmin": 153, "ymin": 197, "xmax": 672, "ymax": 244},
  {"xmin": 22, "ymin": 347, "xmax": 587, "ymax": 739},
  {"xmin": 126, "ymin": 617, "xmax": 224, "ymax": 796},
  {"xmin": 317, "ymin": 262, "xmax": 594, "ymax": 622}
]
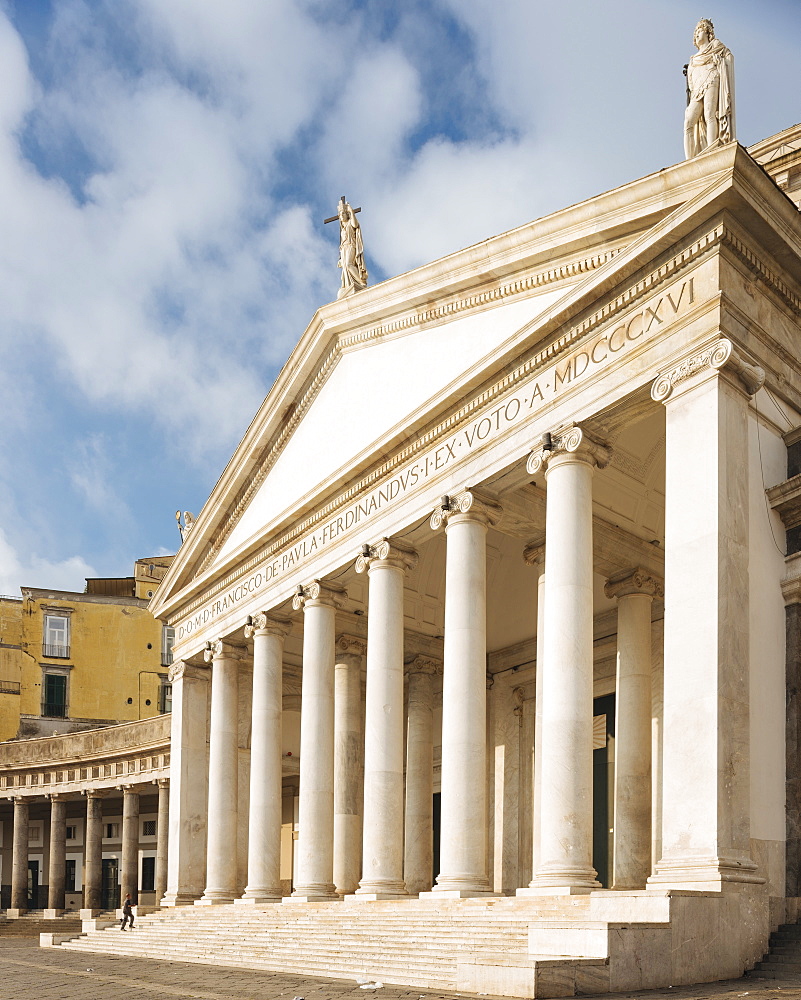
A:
[
  {"xmin": 517, "ymin": 885, "xmax": 597, "ymax": 896},
  {"xmin": 647, "ymin": 859, "xmax": 766, "ymax": 892},
  {"xmin": 160, "ymin": 891, "xmax": 202, "ymax": 907},
  {"xmin": 196, "ymin": 893, "xmax": 237, "ymax": 905},
  {"xmin": 42, "ymin": 908, "xmax": 63, "ymax": 919},
  {"xmin": 235, "ymin": 893, "xmax": 283, "ymax": 905},
  {"xmin": 5, "ymin": 909, "xmax": 26, "ymax": 918}
]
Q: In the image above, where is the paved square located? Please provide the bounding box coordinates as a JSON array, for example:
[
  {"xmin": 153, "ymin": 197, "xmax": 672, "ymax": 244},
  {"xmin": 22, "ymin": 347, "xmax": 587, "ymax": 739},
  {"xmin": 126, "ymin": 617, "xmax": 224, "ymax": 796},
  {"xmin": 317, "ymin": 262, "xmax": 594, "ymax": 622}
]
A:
[{"xmin": 2, "ymin": 939, "xmax": 801, "ymax": 1000}]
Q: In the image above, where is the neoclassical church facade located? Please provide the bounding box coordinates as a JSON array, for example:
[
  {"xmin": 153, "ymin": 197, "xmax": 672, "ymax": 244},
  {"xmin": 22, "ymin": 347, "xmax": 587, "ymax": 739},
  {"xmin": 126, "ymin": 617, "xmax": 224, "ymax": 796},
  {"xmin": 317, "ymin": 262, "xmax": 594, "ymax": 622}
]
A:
[{"xmin": 4, "ymin": 121, "xmax": 801, "ymax": 995}]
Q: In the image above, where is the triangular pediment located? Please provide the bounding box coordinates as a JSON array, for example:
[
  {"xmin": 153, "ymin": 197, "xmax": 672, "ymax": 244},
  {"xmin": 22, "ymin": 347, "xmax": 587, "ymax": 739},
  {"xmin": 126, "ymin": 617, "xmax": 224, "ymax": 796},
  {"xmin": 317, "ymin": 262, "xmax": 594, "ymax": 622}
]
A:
[{"xmin": 152, "ymin": 140, "xmax": 801, "ymax": 624}]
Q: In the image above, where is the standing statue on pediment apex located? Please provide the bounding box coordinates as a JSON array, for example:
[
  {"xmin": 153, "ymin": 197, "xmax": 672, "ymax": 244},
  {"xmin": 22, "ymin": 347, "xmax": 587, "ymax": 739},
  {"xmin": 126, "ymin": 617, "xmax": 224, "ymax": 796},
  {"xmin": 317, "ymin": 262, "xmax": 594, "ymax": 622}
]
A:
[
  {"xmin": 335, "ymin": 196, "xmax": 368, "ymax": 298},
  {"xmin": 684, "ymin": 18, "xmax": 735, "ymax": 159}
]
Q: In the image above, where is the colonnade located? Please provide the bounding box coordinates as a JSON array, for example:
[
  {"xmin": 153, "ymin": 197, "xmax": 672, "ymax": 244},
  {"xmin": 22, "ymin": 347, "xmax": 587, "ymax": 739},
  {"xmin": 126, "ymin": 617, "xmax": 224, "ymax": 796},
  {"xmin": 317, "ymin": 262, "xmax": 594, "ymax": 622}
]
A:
[
  {"xmin": 172, "ymin": 346, "xmax": 767, "ymax": 905},
  {"xmin": 5, "ymin": 779, "xmax": 169, "ymax": 915}
]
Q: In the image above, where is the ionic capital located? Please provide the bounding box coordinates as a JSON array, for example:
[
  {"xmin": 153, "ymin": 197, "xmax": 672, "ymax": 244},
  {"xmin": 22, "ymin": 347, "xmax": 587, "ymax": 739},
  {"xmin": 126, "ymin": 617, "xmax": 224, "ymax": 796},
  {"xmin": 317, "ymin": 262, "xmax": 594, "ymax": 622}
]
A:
[
  {"xmin": 430, "ymin": 487, "xmax": 503, "ymax": 531},
  {"xmin": 167, "ymin": 660, "xmax": 209, "ymax": 684},
  {"xmin": 355, "ymin": 536, "xmax": 418, "ymax": 574},
  {"xmin": 336, "ymin": 633, "xmax": 367, "ymax": 658},
  {"xmin": 47, "ymin": 792, "xmax": 67, "ymax": 803},
  {"xmin": 83, "ymin": 788, "xmax": 109, "ymax": 799},
  {"xmin": 156, "ymin": 778, "xmax": 170, "ymax": 789},
  {"xmin": 292, "ymin": 579, "xmax": 347, "ymax": 611},
  {"xmin": 405, "ymin": 654, "xmax": 441, "ymax": 677},
  {"xmin": 651, "ymin": 338, "xmax": 765, "ymax": 403},
  {"xmin": 244, "ymin": 613, "xmax": 292, "ymax": 640},
  {"xmin": 526, "ymin": 424, "xmax": 610, "ymax": 476},
  {"xmin": 203, "ymin": 639, "xmax": 247, "ymax": 663},
  {"xmin": 604, "ymin": 567, "xmax": 664, "ymax": 601},
  {"xmin": 522, "ymin": 538, "xmax": 546, "ymax": 567}
]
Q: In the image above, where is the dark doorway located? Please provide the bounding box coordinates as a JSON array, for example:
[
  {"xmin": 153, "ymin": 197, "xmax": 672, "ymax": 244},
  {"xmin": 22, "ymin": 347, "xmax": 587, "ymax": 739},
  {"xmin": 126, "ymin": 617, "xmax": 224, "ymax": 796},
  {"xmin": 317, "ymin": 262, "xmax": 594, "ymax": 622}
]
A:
[
  {"xmin": 101, "ymin": 858, "xmax": 120, "ymax": 911},
  {"xmin": 27, "ymin": 860, "xmax": 39, "ymax": 909},
  {"xmin": 592, "ymin": 693, "xmax": 616, "ymax": 888},
  {"xmin": 432, "ymin": 792, "xmax": 441, "ymax": 887}
]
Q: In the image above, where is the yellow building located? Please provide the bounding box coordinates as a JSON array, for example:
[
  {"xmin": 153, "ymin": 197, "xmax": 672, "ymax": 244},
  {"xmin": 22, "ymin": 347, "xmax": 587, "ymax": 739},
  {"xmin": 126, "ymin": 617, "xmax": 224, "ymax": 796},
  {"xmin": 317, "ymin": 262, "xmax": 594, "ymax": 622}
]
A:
[{"xmin": 0, "ymin": 556, "xmax": 174, "ymax": 742}]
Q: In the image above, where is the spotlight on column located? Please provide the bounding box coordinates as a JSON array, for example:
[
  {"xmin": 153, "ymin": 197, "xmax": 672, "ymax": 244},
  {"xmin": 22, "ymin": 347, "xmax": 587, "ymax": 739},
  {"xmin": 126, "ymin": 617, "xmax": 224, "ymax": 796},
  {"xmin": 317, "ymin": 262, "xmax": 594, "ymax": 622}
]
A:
[
  {"xmin": 205, "ymin": 640, "xmax": 212, "ymax": 651},
  {"xmin": 542, "ymin": 432, "xmax": 553, "ymax": 452},
  {"xmin": 441, "ymin": 495, "xmax": 451, "ymax": 511},
  {"xmin": 361, "ymin": 543, "xmax": 371, "ymax": 559},
  {"xmin": 295, "ymin": 584, "xmax": 304, "ymax": 599},
  {"xmin": 245, "ymin": 615, "xmax": 253, "ymax": 627}
]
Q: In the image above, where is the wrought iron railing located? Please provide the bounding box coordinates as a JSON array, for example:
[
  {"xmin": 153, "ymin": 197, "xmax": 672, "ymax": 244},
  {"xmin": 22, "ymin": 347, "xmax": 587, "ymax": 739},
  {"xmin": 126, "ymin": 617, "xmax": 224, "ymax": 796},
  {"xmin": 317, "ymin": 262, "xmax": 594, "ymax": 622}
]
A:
[
  {"xmin": 0, "ymin": 680, "xmax": 20, "ymax": 695},
  {"xmin": 42, "ymin": 702, "xmax": 67, "ymax": 718},
  {"xmin": 42, "ymin": 643, "xmax": 70, "ymax": 658}
]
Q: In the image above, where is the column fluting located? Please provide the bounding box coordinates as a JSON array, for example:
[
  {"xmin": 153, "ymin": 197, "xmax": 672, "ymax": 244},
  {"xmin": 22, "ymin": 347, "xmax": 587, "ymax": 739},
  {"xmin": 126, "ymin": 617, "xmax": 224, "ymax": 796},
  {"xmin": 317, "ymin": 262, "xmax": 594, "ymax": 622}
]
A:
[
  {"xmin": 199, "ymin": 639, "xmax": 244, "ymax": 904},
  {"xmin": 354, "ymin": 538, "xmax": 418, "ymax": 898},
  {"xmin": 429, "ymin": 488, "xmax": 502, "ymax": 896},
  {"xmin": 290, "ymin": 580, "xmax": 346, "ymax": 900},
  {"xmin": 240, "ymin": 614, "xmax": 291, "ymax": 903}
]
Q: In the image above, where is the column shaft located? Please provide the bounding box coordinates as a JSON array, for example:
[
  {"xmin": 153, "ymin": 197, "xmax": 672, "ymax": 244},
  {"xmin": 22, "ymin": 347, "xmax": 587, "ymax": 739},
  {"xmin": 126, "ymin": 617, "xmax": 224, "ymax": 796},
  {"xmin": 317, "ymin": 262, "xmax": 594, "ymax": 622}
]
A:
[
  {"xmin": 121, "ymin": 786, "xmax": 140, "ymax": 903},
  {"xmin": 11, "ymin": 798, "xmax": 29, "ymax": 912},
  {"xmin": 334, "ymin": 640, "xmax": 364, "ymax": 896},
  {"xmin": 200, "ymin": 641, "xmax": 241, "ymax": 903},
  {"xmin": 605, "ymin": 571, "xmax": 660, "ymax": 889},
  {"xmin": 404, "ymin": 661, "xmax": 436, "ymax": 894},
  {"xmin": 155, "ymin": 781, "xmax": 169, "ymax": 904},
  {"xmin": 355, "ymin": 541, "xmax": 416, "ymax": 898},
  {"xmin": 83, "ymin": 793, "xmax": 103, "ymax": 912},
  {"xmin": 163, "ymin": 660, "xmax": 209, "ymax": 906},
  {"xmin": 241, "ymin": 618, "xmax": 289, "ymax": 902},
  {"xmin": 430, "ymin": 491, "xmax": 500, "ymax": 896},
  {"xmin": 526, "ymin": 428, "xmax": 607, "ymax": 893},
  {"xmin": 291, "ymin": 581, "xmax": 344, "ymax": 900},
  {"xmin": 47, "ymin": 796, "xmax": 67, "ymax": 912}
]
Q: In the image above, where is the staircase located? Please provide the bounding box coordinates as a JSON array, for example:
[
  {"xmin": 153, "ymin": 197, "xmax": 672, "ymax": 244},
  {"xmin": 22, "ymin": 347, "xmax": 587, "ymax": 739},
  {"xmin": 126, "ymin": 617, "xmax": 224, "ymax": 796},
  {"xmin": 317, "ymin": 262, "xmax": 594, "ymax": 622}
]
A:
[
  {"xmin": 752, "ymin": 924, "xmax": 801, "ymax": 978},
  {"xmin": 0, "ymin": 913, "xmax": 84, "ymax": 937},
  {"xmin": 57, "ymin": 896, "xmax": 608, "ymax": 995}
]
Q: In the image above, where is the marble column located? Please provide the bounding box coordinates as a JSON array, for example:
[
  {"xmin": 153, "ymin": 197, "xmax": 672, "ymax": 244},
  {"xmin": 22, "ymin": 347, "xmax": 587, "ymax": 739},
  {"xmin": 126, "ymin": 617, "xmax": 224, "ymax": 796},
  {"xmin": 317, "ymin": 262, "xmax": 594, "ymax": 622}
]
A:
[
  {"xmin": 404, "ymin": 655, "xmax": 439, "ymax": 894},
  {"xmin": 199, "ymin": 640, "xmax": 244, "ymax": 904},
  {"xmin": 45, "ymin": 794, "xmax": 67, "ymax": 915},
  {"xmin": 427, "ymin": 488, "xmax": 502, "ymax": 896},
  {"xmin": 155, "ymin": 779, "xmax": 169, "ymax": 905},
  {"xmin": 523, "ymin": 425, "xmax": 609, "ymax": 894},
  {"xmin": 605, "ymin": 568, "xmax": 662, "ymax": 889},
  {"xmin": 10, "ymin": 797, "xmax": 29, "ymax": 914},
  {"xmin": 522, "ymin": 542, "xmax": 546, "ymax": 881},
  {"xmin": 352, "ymin": 538, "xmax": 418, "ymax": 899},
  {"xmin": 333, "ymin": 634, "xmax": 366, "ymax": 896},
  {"xmin": 163, "ymin": 660, "xmax": 210, "ymax": 906},
  {"xmin": 649, "ymin": 340, "xmax": 764, "ymax": 890},
  {"xmin": 121, "ymin": 785, "xmax": 140, "ymax": 903},
  {"xmin": 239, "ymin": 614, "xmax": 291, "ymax": 903},
  {"xmin": 290, "ymin": 579, "xmax": 346, "ymax": 901},
  {"xmin": 82, "ymin": 790, "xmax": 103, "ymax": 915}
]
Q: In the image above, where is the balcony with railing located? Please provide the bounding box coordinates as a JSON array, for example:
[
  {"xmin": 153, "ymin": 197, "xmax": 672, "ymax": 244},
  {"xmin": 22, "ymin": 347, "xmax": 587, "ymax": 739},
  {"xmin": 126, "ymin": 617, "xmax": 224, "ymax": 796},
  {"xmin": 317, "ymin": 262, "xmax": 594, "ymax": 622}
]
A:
[{"xmin": 42, "ymin": 643, "xmax": 70, "ymax": 658}]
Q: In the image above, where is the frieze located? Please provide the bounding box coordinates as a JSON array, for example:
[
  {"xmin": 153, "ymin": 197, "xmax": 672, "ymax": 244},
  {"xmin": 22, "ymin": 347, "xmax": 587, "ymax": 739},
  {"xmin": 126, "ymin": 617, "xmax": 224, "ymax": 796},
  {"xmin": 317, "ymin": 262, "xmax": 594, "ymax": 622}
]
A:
[{"xmin": 175, "ymin": 272, "xmax": 699, "ymax": 641}]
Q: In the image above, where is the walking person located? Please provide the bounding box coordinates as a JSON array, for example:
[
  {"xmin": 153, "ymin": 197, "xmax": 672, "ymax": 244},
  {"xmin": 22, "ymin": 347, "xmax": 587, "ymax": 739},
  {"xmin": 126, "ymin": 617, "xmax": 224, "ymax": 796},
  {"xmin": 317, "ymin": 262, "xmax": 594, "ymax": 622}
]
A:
[{"xmin": 120, "ymin": 892, "xmax": 135, "ymax": 930}]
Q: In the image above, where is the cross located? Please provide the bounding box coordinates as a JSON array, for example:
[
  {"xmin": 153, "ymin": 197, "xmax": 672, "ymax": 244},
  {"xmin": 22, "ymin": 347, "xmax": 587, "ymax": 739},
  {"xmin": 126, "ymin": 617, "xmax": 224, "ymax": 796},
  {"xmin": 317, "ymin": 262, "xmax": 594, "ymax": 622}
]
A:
[{"xmin": 323, "ymin": 196, "xmax": 361, "ymax": 225}]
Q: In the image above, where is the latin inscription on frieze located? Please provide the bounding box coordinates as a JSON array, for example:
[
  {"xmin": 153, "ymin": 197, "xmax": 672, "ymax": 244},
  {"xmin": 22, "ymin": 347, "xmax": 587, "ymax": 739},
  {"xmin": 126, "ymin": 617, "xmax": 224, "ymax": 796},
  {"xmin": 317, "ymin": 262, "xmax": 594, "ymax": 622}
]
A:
[{"xmin": 177, "ymin": 278, "xmax": 694, "ymax": 639}]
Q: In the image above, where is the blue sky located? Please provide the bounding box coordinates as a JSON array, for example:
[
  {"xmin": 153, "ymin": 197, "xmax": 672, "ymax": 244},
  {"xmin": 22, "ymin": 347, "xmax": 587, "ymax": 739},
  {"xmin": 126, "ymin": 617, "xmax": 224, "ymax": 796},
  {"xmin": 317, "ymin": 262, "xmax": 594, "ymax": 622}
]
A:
[{"xmin": 0, "ymin": 0, "xmax": 799, "ymax": 594}]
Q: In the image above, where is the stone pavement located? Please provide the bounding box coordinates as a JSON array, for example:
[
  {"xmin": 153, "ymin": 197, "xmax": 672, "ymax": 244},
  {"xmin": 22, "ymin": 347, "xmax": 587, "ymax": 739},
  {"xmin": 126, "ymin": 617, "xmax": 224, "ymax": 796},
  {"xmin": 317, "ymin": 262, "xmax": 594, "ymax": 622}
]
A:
[{"xmin": 2, "ymin": 938, "xmax": 801, "ymax": 1000}]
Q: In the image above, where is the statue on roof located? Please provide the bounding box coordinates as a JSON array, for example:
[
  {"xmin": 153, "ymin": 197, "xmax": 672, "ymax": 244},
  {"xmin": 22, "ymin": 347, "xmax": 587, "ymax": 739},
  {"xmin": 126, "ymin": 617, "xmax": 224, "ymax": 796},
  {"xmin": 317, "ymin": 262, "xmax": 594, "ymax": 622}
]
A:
[
  {"xmin": 334, "ymin": 196, "xmax": 368, "ymax": 298},
  {"xmin": 175, "ymin": 510, "xmax": 195, "ymax": 542},
  {"xmin": 684, "ymin": 18, "xmax": 735, "ymax": 159}
]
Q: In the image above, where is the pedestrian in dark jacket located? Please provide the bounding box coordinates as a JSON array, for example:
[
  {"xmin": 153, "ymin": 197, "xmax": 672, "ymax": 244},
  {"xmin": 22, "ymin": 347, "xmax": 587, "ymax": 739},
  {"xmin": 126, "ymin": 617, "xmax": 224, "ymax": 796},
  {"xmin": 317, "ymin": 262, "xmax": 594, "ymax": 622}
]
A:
[{"xmin": 120, "ymin": 893, "xmax": 135, "ymax": 930}]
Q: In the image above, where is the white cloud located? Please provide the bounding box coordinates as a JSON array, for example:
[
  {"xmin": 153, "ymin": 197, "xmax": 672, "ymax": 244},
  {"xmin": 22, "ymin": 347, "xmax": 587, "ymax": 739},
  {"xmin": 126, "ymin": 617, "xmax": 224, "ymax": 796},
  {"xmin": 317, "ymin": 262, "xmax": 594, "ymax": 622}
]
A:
[{"xmin": 0, "ymin": 527, "xmax": 96, "ymax": 596}]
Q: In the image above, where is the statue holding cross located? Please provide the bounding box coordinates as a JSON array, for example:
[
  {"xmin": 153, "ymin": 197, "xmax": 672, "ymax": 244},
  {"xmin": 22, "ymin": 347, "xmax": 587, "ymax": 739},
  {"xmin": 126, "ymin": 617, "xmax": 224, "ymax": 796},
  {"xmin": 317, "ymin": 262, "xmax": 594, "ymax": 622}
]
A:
[{"xmin": 324, "ymin": 196, "xmax": 368, "ymax": 299}]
